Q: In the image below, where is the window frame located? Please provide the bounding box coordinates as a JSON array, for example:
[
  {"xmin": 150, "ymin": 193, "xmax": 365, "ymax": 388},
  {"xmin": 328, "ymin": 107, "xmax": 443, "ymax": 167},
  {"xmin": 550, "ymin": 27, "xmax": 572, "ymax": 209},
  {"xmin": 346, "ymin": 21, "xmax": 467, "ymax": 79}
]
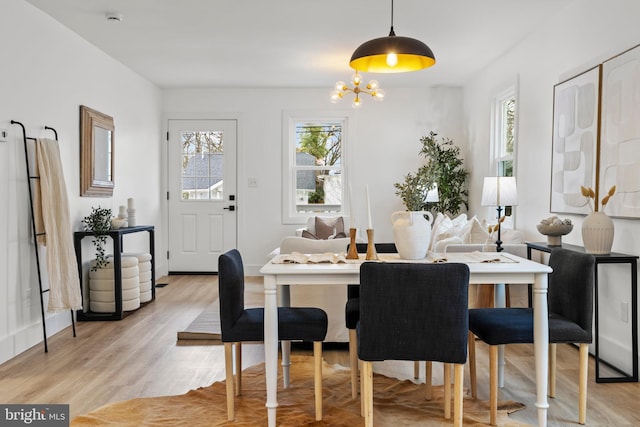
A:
[
  {"xmin": 490, "ymin": 79, "xmax": 519, "ymax": 219},
  {"xmin": 491, "ymin": 84, "xmax": 518, "ymax": 177},
  {"xmin": 281, "ymin": 110, "xmax": 355, "ymax": 224}
]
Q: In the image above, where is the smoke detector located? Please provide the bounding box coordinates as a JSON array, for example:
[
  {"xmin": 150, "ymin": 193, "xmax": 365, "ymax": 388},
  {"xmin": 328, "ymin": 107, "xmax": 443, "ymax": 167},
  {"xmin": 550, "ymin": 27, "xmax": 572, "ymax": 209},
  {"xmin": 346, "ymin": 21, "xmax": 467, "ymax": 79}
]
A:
[{"xmin": 105, "ymin": 12, "xmax": 123, "ymax": 22}]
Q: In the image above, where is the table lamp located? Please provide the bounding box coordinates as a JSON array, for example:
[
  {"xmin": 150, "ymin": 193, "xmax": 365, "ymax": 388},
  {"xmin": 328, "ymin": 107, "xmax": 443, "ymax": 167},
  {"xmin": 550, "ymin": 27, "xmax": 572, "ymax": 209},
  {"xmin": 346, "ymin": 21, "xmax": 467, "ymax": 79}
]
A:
[
  {"xmin": 426, "ymin": 183, "xmax": 439, "ymax": 204},
  {"xmin": 481, "ymin": 176, "xmax": 518, "ymax": 252}
]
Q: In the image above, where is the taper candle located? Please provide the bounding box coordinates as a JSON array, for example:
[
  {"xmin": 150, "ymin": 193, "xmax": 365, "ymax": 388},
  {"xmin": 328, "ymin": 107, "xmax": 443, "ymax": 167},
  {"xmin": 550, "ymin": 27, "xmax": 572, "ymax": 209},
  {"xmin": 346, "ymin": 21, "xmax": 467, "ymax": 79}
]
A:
[
  {"xmin": 349, "ymin": 183, "xmax": 354, "ymax": 229},
  {"xmin": 366, "ymin": 185, "xmax": 372, "ymax": 229}
]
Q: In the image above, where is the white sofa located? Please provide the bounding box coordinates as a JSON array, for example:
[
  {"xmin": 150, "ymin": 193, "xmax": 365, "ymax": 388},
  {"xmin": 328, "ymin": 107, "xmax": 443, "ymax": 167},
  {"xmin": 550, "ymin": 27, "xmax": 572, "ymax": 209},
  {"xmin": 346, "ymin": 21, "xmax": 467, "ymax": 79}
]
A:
[
  {"xmin": 268, "ymin": 216, "xmax": 353, "ymax": 343},
  {"xmin": 428, "ymin": 212, "xmax": 525, "ymax": 254}
]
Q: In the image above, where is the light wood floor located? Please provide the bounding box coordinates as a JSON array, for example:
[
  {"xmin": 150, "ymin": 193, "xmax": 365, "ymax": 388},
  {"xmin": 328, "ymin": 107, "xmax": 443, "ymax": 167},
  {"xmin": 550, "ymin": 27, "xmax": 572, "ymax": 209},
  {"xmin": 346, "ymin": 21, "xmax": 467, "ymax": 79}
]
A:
[{"xmin": 1, "ymin": 275, "xmax": 639, "ymax": 426}]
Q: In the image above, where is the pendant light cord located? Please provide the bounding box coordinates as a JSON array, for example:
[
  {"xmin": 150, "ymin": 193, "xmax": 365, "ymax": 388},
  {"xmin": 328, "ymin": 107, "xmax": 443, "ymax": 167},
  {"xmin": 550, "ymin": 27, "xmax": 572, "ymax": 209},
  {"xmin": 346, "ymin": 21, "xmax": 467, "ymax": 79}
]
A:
[{"xmin": 389, "ymin": 0, "xmax": 396, "ymax": 36}]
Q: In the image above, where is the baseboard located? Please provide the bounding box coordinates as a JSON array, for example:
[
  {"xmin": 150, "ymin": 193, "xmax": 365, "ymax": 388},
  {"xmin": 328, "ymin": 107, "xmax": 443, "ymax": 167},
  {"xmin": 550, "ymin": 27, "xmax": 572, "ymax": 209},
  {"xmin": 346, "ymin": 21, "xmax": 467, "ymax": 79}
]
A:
[
  {"xmin": 0, "ymin": 311, "xmax": 73, "ymax": 365},
  {"xmin": 597, "ymin": 334, "xmax": 634, "ymax": 375}
]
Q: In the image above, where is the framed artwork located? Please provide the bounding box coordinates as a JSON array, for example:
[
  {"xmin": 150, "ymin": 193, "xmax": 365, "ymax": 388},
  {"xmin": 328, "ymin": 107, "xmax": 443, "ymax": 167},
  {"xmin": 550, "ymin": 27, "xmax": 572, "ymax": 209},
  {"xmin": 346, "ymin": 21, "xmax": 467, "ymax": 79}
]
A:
[
  {"xmin": 600, "ymin": 44, "xmax": 640, "ymax": 218},
  {"xmin": 550, "ymin": 65, "xmax": 601, "ymax": 215}
]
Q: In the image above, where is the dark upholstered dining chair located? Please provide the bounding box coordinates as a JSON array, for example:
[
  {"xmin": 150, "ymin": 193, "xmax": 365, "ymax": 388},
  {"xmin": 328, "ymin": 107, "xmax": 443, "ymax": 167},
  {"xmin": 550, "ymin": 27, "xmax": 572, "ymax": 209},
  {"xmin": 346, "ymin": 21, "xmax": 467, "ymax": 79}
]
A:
[
  {"xmin": 345, "ymin": 243, "xmax": 403, "ymax": 399},
  {"xmin": 358, "ymin": 262, "xmax": 470, "ymax": 427},
  {"xmin": 218, "ymin": 249, "xmax": 328, "ymax": 421},
  {"xmin": 468, "ymin": 248, "xmax": 595, "ymax": 425}
]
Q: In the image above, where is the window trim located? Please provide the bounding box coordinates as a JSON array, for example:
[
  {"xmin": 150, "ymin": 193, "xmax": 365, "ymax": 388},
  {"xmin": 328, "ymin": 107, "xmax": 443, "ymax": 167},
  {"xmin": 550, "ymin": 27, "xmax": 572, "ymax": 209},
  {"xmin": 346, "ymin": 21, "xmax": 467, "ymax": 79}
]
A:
[
  {"xmin": 490, "ymin": 78, "xmax": 519, "ymax": 223},
  {"xmin": 281, "ymin": 110, "xmax": 355, "ymax": 225},
  {"xmin": 490, "ymin": 78, "xmax": 519, "ymax": 177}
]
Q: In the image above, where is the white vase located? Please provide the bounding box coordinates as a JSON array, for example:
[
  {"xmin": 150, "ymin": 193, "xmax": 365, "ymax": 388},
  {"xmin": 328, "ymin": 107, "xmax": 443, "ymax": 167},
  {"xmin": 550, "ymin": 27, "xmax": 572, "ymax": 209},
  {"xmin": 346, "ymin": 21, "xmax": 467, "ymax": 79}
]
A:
[
  {"xmin": 581, "ymin": 211, "xmax": 614, "ymax": 254},
  {"xmin": 391, "ymin": 211, "xmax": 433, "ymax": 259}
]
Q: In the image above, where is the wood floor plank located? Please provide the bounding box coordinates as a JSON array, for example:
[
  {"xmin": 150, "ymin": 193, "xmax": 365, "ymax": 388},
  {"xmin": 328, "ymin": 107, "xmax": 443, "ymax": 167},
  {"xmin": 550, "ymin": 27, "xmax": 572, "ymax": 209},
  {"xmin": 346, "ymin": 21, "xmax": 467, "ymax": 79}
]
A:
[{"xmin": 0, "ymin": 274, "xmax": 638, "ymax": 426}]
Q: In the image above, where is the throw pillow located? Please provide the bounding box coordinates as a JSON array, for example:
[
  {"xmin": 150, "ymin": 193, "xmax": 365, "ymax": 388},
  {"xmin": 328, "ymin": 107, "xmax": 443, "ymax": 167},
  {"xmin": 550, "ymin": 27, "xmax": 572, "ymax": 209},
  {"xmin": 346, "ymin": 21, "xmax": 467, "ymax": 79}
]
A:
[
  {"xmin": 465, "ymin": 216, "xmax": 491, "ymax": 244},
  {"xmin": 315, "ymin": 216, "xmax": 345, "ymax": 239},
  {"xmin": 433, "ymin": 213, "xmax": 468, "ymax": 242},
  {"xmin": 428, "ymin": 212, "xmax": 447, "ymax": 251},
  {"xmin": 301, "ymin": 230, "xmax": 320, "ymax": 240}
]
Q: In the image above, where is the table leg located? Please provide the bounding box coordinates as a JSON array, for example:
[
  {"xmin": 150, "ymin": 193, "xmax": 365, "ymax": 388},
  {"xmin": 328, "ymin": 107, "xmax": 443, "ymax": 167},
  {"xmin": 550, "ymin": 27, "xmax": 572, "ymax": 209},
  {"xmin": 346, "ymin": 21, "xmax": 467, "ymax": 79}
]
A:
[
  {"xmin": 533, "ymin": 273, "xmax": 549, "ymax": 427},
  {"xmin": 263, "ymin": 275, "xmax": 278, "ymax": 427},
  {"xmin": 494, "ymin": 283, "xmax": 506, "ymax": 388}
]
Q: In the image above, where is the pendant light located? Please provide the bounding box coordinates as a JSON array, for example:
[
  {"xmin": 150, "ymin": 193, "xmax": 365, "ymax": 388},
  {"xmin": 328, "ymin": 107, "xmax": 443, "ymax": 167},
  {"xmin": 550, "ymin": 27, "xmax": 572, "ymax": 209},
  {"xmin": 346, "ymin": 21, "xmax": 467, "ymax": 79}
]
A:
[{"xmin": 349, "ymin": 0, "xmax": 435, "ymax": 73}]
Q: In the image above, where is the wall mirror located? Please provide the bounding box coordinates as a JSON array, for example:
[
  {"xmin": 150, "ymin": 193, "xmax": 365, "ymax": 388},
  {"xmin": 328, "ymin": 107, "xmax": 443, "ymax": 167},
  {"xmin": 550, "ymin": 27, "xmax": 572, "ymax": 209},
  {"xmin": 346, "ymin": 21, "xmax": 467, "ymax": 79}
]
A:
[{"xmin": 80, "ymin": 105, "xmax": 114, "ymax": 197}]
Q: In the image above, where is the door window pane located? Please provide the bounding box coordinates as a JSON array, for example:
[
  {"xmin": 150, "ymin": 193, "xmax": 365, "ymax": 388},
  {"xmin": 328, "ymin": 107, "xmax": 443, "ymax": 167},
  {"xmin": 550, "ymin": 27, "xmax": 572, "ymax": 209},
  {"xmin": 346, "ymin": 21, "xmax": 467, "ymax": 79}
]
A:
[{"xmin": 181, "ymin": 131, "xmax": 224, "ymax": 200}]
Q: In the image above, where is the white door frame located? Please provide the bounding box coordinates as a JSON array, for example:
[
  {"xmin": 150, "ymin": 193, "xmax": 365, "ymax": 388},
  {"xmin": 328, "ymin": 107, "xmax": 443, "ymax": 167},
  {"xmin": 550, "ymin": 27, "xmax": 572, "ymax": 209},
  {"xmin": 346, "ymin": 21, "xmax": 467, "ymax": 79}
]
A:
[{"xmin": 162, "ymin": 113, "xmax": 242, "ymax": 274}]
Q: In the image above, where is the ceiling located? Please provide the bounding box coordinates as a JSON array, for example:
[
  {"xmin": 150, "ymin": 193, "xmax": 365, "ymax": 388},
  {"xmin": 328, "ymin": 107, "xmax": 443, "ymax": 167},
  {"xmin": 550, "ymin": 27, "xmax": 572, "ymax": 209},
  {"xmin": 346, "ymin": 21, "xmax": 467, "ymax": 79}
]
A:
[{"xmin": 24, "ymin": 0, "xmax": 573, "ymax": 89}]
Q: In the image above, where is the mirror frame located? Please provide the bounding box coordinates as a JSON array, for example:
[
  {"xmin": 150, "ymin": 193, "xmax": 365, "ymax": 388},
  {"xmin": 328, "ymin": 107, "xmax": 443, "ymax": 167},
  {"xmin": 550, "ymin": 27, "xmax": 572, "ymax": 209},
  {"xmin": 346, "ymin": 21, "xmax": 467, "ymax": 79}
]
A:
[{"xmin": 80, "ymin": 105, "xmax": 114, "ymax": 197}]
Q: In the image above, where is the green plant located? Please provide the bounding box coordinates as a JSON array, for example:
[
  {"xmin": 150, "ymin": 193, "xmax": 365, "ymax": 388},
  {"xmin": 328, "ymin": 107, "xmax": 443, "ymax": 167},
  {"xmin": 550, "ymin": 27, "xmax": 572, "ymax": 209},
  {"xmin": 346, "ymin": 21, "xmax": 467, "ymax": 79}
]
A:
[
  {"xmin": 393, "ymin": 171, "xmax": 433, "ymax": 211},
  {"xmin": 417, "ymin": 131, "xmax": 469, "ymax": 215},
  {"xmin": 82, "ymin": 206, "xmax": 112, "ymax": 271},
  {"xmin": 308, "ymin": 188, "xmax": 325, "ymax": 204},
  {"xmin": 394, "ymin": 132, "xmax": 469, "ymax": 215}
]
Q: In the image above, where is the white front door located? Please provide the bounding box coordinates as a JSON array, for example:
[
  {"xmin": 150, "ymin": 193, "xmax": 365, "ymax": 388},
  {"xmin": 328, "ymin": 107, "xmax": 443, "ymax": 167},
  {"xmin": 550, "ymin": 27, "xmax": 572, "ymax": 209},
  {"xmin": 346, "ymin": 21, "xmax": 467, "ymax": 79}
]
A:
[{"xmin": 167, "ymin": 119, "xmax": 237, "ymax": 272}]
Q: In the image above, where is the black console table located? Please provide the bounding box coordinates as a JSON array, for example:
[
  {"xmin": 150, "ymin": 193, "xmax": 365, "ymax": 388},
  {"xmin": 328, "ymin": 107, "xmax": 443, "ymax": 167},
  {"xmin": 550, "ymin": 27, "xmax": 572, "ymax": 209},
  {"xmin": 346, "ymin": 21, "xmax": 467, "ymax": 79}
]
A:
[
  {"xmin": 74, "ymin": 225, "xmax": 156, "ymax": 321},
  {"xmin": 527, "ymin": 242, "xmax": 638, "ymax": 383}
]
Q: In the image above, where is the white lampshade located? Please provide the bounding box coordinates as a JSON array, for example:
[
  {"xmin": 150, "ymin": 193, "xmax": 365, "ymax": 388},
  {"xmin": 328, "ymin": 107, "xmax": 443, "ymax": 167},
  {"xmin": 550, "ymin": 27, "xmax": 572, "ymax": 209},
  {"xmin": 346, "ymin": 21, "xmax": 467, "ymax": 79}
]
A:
[
  {"xmin": 426, "ymin": 183, "xmax": 439, "ymax": 202},
  {"xmin": 481, "ymin": 176, "xmax": 518, "ymax": 207}
]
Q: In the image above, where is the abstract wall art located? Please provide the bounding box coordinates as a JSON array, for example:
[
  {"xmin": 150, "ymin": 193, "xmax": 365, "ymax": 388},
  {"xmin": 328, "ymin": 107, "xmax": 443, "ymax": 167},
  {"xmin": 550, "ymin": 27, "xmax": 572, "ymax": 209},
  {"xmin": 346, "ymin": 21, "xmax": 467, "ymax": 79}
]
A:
[
  {"xmin": 600, "ymin": 44, "xmax": 640, "ymax": 218},
  {"xmin": 550, "ymin": 65, "xmax": 601, "ymax": 215}
]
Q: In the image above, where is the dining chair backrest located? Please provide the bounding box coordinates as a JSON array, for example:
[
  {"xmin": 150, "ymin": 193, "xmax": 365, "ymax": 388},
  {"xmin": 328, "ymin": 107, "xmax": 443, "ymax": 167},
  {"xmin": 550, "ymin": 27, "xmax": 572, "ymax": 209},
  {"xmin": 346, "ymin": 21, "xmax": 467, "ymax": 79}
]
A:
[
  {"xmin": 358, "ymin": 262, "xmax": 470, "ymax": 364},
  {"xmin": 548, "ymin": 248, "xmax": 595, "ymax": 338},
  {"xmin": 346, "ymin": 243, "xmax": 397, "ymax": 300},
  {"xmin": 348, "ymin": 242, "xmax": 398, "ymax": 254},
  {"xmin": 218, "ymin": 249, "xmax": 245, "ymax": 337}
]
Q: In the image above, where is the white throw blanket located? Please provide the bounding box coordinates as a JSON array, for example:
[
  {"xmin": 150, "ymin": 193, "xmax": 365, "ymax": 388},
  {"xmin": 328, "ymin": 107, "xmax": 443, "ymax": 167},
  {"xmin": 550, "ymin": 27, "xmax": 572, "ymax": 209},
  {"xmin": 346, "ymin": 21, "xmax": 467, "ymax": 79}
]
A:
[{"xmin": 35, "ymin": 138, "xmax": 83, "ymax": 311}]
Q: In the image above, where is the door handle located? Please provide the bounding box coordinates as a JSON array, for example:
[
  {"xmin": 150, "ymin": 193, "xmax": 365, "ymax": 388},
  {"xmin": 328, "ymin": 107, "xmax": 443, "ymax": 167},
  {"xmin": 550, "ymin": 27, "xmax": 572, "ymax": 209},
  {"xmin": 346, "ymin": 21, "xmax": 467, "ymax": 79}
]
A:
[{"xmin": 224, "ymin": 205, "xmax": 236, "ymax": 211}]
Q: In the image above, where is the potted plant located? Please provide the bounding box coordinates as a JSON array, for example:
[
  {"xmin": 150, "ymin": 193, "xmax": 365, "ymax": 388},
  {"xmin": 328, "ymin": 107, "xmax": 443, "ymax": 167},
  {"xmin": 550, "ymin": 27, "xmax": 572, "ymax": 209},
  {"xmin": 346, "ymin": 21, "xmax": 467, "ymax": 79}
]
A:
[
  {"xmin": 82, "ymin": 206, "xmax": 113, "ymax": 270},
  {"xmin": 391, "ymin": 132, "xmax": 468, "ymax": 259},
  {"xmin": 417, "ymin": 131, "xmax": 469, "ymax": 215}
]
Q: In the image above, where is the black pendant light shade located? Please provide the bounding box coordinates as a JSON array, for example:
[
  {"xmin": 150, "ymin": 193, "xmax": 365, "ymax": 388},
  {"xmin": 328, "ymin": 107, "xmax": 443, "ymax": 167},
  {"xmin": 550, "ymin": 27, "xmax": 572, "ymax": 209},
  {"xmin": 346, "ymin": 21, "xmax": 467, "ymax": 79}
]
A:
[
  {"xmin": 349, "ymin": 31, "xmax": 435, "ymax": 73},
  {"xmin": 349, "ymin": 1, "xmax": 435, "ymax": 73}
]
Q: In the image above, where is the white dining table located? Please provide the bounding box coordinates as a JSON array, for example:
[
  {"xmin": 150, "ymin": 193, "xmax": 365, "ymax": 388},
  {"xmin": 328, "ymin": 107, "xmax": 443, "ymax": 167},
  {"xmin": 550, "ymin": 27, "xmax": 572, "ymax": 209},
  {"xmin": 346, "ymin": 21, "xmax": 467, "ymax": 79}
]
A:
[{"xmin": 259, "ymin": 252, "xmax": 553, "ymax": 427}]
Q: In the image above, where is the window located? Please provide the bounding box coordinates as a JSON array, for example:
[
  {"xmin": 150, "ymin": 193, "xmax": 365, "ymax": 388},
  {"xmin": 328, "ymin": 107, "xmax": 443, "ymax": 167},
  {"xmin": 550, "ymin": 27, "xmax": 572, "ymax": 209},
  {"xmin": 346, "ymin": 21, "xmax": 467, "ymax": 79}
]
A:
[
  {"xmin": 492, "ymin": 81, "xmax": 518, "ymax": 216},
  {"xmin": 493, "ymin": 89, "xmax": 516, "ymax": 177},
  {"xmin": 180, "ymin": 130, "xmax": 224, "ymax": 200},
  {"xmin": 282, "ymin": 111, "xmax": 354, "ymax": 224}
]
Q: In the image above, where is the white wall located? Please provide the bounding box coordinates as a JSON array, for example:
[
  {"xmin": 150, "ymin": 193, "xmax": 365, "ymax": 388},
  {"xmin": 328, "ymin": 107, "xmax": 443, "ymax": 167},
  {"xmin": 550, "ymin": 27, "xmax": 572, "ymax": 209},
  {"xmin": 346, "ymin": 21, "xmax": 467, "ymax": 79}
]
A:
[
  {"xmin": 162, "ymin": 86, "xmax": 465, "ymax": 275},
  {"xmin": 464, "ymin": 0, "xmax": 640, "ymax": 374},
  {"xmin": 0, "ymin": 0, "xmax": 162, "ymax": 364}
]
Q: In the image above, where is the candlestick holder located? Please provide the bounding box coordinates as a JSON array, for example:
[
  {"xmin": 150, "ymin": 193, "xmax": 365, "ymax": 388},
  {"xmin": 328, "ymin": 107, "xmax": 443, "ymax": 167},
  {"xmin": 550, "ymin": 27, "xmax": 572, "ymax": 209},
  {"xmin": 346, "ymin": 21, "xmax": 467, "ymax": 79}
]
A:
[
  {"xmin": 366, "ymin": 229, "xmax": 378, "ymax": 260},
  {"xmin": 346, "ymin": 228, "xmax": 359, "ymax": 259}
]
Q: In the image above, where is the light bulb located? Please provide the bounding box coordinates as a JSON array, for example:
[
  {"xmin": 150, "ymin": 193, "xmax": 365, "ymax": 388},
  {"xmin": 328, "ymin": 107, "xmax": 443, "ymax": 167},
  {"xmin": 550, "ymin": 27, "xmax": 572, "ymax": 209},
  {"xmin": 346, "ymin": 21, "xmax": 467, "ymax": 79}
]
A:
[
  {"xmin": 335, "ymin": 81, "xmax": 346, "ymax": 91},
  {"xmin": 386, "ymin": 52, "xmax": 398, "ymax": 67},
  {"xmin": 351, "ymin": 73, "xmax": 362, "ymax": 86},
  {"xmin": 330, "ymin": 90, "xmax": 344, "ymax": 103},
  {"xmin": 352, "ymin": 96, "xmax": 362, "ymax": 109},
  {"xmin": 367, "ymin": 80, "xmax": 379, "ymax": 90},
  {"xmin": 373, "ymin": 88, "xmax": 385, "ymax": 101}
]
